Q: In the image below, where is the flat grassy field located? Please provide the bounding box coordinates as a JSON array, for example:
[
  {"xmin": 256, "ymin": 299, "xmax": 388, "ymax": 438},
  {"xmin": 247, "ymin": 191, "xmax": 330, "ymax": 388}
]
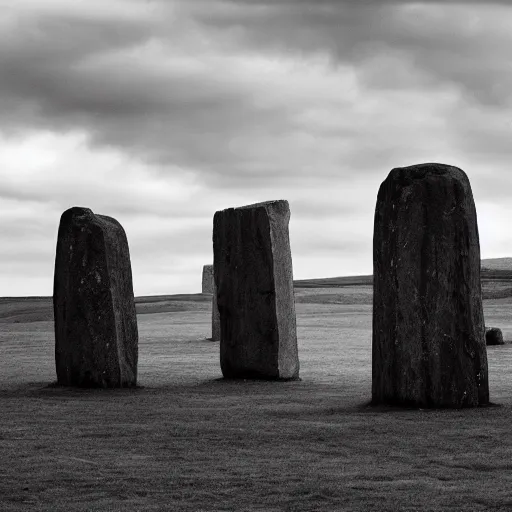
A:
[{"xmin": 1, "ymin": 290, "xmax": 512, "ymax": 511}]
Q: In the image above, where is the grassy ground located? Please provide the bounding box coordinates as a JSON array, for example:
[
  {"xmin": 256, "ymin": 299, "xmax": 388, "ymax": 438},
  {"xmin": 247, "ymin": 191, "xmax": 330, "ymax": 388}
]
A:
[{"xmin": 1, "ymin": 293, "xmax": 512, "ymax": 511}]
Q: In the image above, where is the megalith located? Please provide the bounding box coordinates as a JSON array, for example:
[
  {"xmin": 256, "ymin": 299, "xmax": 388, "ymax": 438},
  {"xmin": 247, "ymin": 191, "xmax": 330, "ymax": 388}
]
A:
[
  {"xmin": 203, "ymin": 263, "xmax": 220, "ymax": 341},
  {"xmin": 372, "ymin": 163, "xmax": 489, "ymax": 408},
  {"xmin": 486, "ymin": 328, "xmax": 504, "ymax": 346},
  {"xmin": 53, "ymin": 207, "xmax": 138, "ymax": 388},
  {"xmin": 202, "ymin": 263, "xmax": 220, "ymax": 340},
  {"xmin": 213, "ymin": 200, "xmax": 299, "ymax": 380},
  {"xmin": 211, "ymin": 278, "xmax": 221, "ymax": 342},
  {"xmin": 202, "ymin": 264, "xmax": 214, "ymax": 294}
]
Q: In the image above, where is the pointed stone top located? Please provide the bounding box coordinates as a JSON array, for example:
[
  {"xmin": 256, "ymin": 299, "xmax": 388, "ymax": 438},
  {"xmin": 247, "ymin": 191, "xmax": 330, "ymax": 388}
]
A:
[
  {"xmin": 59, "ymin": 207, "xmax": 125, "ymax": 233},
  {"xmin": 60, "ymin": 207, "xmax": 95, "ymax": 222}
]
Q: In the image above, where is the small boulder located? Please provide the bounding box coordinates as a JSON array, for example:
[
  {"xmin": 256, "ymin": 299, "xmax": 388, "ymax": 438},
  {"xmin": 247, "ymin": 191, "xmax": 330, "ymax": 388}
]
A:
[{"xmin": 486, "ymin": 328, "xmax": 505, "ymax": 346}]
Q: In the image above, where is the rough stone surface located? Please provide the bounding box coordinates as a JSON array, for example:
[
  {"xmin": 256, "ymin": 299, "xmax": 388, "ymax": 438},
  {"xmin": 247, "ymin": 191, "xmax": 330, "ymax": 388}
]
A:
[
  {"xmin": 372, "ymin": 163, "xmax": 489, "ymax": 408},
  {"xmin": 202, "ymin": 264, "xmax": 214, "ymax": 294},
  {"xmin": 486, "ymin": 327, "xmax": 504, "ymax": 346},
  {"xmin": 213, "ymin": 200, "xmax": 299, "ymax": 380},
  {"xmin": 53, "ymin": 207, "xmax": 138, "ymax": 388}
]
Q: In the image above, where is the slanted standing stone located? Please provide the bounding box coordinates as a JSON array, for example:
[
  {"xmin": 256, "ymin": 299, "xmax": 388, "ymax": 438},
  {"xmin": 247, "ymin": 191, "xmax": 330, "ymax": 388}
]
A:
[
  {"xmin": 53, "ymin": 207, "xmax": 138, "ymax": 388},
  {"xmin": 486, "ymin": 328, "xmax": 504, "ymax": 346},
  {"xmin": 202, "ymin": 264, "xmax": 214, "ymax": 294},
  {"xmin": 372, "ymin": 164, "xmax": 489, "ymax": 408},
  {"xmin": 213, "ymin": 200, "xmax": 299, "ymax": 380}
]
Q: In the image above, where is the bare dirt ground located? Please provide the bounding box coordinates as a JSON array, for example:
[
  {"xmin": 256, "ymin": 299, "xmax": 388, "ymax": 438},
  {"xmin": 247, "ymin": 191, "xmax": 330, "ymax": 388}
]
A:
[{"xmin": 1, "ymin": 290, "xmax": 512, "ymax": 511}]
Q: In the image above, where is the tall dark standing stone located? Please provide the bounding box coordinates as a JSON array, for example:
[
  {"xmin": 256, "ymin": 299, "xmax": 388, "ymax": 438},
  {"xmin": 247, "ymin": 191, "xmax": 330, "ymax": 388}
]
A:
[
  {"xmin": 213, "ymin": 200, "xmax": 299, "ymax": 380},
  {"xmin": 372, "ymin": 164, "xmax": 489, "ymax": 408},
  {"xmin": 53, "ymin": 207, "xmax": 138, "ymax": 388},
  {"xmin": 202, "ymin": 264, "xmax": 214, "ymax": 294}
]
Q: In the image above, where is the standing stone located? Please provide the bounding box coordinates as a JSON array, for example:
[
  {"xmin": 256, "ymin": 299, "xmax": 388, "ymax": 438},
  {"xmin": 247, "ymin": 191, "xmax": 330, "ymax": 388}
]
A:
[
  {"xmin": 372, "ymin": 163, "xmax": 489, "ymax": 408},
  {"xmin": 53, "ymin": 207, "xmax": 138, "ymax": 388},
  {"xmin": 202, "ymin": 263, "xmax": 220, "ymax": 341},
  {"xmin": 486, "ymin": 328, "xmax": 504, "ymax": 346},
  {"xmin": 202, "ymin": 264, "xmax": 214, "ymax": 294},
  {"xmin": 211, "ymin": 278, "xmax": 221, "ymax": 341},
  {"xmin": 213, "ymin": 200, "xmax": 299, "ymax": 380}
]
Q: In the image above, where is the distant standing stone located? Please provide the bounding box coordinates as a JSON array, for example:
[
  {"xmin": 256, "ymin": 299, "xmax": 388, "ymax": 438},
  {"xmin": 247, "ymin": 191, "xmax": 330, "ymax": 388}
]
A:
[
  {"xmin": 213, "ymin": 200, "xmax": 299, "ymax": 380},
  {"xmin": 202, "ymin": 264, "xmax": 214, "ymax": 294},
  {"xmin": 53, "ymin": 207, "xmax": 138, "ymax": 388},
  {"xmin": 372, "ymin": 164, "xmax": 489, "ymax": 408},
  {"xmin": 486, "ymin": 328, "xmax": 505, "ymax": 346},
  {"xmin": 211, "ymin": 278, "xmax": 221, "ymax": 341},
  {"xmin": 202, "ymin": 264, "xmax": 220, "ymax": 340}
]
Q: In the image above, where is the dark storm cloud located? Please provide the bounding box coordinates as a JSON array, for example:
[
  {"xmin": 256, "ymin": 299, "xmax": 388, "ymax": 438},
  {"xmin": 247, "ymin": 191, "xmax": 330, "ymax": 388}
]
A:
[
  {"xmin": 196, "ymin": 0, "xmax": 512, "ymax": 108},
  {"xmin": 0, "ymin": 8, "xmax": 153, "ymax": 124},
  {"xmin": 1, "ymin": 1, "xmax": 512, "ymax": 204},
  {"xmin": 4, "ymin": 0, "xmax": 512, "ymax": 296},
  {"xmin": 0, "ymin": 3, "xmax": 301, "ymax": 189}
]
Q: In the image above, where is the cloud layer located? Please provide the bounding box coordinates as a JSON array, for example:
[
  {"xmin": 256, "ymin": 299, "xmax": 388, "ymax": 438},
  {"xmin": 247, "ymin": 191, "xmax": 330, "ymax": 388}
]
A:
[{"xmin": 1, "ymin": 1, "xmax": 512, "ymax": 295}]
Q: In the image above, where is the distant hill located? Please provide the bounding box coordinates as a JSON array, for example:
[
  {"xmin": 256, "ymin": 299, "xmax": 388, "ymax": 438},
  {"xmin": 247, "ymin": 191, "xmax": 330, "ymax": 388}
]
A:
[
  {"xmin": 293, "ymin": 258, "xmax": 512, "ymax": 300},
  {"xmin": 0, "ymin": 294, "xmax": 212, "ymax": 323},
  {"xmin": 481, "ymin": 258, "xmax": 512, "ymax": 271},
  {"xmin": 480, "ymin": 258, "xmax": 512, "ymax": 299},
  {"xmin": 293, "ymin": 258, "xmax": 512, "ymax": 289},
  {"xmin": 1, "ymin": 257, "xmax": 512, "ymax": 323},
  {"xmin": 293, "ymin": 275, "xmax": 372, "ymax": 288}
]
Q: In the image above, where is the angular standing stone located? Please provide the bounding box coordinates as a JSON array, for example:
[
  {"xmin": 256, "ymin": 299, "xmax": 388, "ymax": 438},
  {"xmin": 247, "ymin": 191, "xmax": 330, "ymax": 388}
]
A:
[
  {"xmin": 486, "ymin": 328, "xmax": 504, "ymax": 346},
  {"xmin": 213, "ymin": 200, "xmax": 299, "ymax": 380},
  {"xmin": 202, "ymin": 264, "xmax": 214, "ymax": 294},
  {"xmin": 53, "ymin": 207, "xmax": 138, "ymax": 388},
  {"xmin": 372, "ymin": 163, "xmax": 489, "ymax": 408}
]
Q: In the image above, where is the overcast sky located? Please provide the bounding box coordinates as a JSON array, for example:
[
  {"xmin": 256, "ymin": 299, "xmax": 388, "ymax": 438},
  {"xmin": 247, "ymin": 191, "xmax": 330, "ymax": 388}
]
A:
[{"xmin": 2, "ymin": 0, "xmax": 512, "ymax": 296}]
